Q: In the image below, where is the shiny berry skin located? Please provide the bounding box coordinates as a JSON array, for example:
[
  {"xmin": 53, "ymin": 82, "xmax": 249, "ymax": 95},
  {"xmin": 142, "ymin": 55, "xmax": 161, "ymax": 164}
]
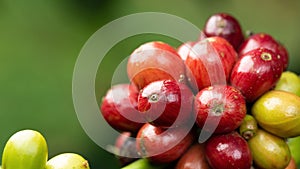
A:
[
  {"xmin": 205, "ymin": 131, "xmax": 252, "ymax": 169},
  {"xmin": 100, "ymin": 84, "xmax": 144, "ymax": 132},
  {"xmin": 127, "ymin": 41, "xmax": 186, "ymax": 90},
  {"xmin": 175, "ymin": 143, "xmax": 211, "ymax": 169},
  {"xmin": 230, "ymin": 48, "xmax": 283, "ymax": 102},
  {"xmin": 238, "ymin": 33, "xmax": 289, "ymax": 70},
  {"xmin": 114, "ymin": 132, "xmax": 140, "ymax": 166},
  {"xmin": 203, "ymin": 13, "xmax": 244, "ymax": 51},
  {"xmin": 185, "ymin": 37, "xmax": 238, "ymax": 92},
  {"xmin": 137, "ymin": 80, "xmax": 194, "ymax": 128},
  {"xmin": 177, "ymin": 41, "xmax": 196, "ymax": 61},
  {"xmin": 136, "ymin": 123, "xmax": 194, "ymax": 164},
  {"xmin": 2, "ymin": 130, "xmax": 48, "ymax": 169},
  {"xmin": 194, "ymin": 85, "xmax": 246, "ymax": 134}
]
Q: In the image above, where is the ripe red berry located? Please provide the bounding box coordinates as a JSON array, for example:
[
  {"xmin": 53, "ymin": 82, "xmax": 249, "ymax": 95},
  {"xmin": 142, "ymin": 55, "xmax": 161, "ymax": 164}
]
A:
[
  {"xmin": 137, "ymin": 80, "xmax": 194, "ymax": 128},
  {"xmin": 185, "ymin": 37, "xmax": 238, "ymax": 92},
  {"xmin": 177, "ymin": 41, "xmax": 196, "ymax": 61},
  {"xmin": 100, "ymin": 84, "xmax": 144, "ymax": 132},
  {"xmin": 127, "ymin": 41, "xmax": 186, "ymax": 90},
  {"xmin": 136, "ymin": 123, "xmax": 194, "ymax": 164},
  {"xmin": 203, "ymin": 13, "xmax": 244, "ymax": 51},
  {"xmin": 238, "ymin": 33, "xmax": 289, "ymax": 70},
  {"xmin": 175, "ymin": 143, "xmax": 211, "ymax": 169},
  {"xmin": 230, "ymin": 47, "xmax": 283, "ymax": 102},
  {"xmin": 194, "ymin": 85, "xmax": 246, "ymax": 134},
  {"xmin": 114, "ymin": 132, "xmax": 140, "ymax": 166},
  {"xmin": 205, "ymin": 132, "xmax": 252, "ymax": 169}
]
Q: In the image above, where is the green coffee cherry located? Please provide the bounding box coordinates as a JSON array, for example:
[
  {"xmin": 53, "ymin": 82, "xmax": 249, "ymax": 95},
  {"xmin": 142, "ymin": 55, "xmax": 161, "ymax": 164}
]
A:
[
  {"xmin": 1, "ymin": 129, "xmax": 48, "ymax": 169},
  {"xmin": 248, "ymin": 129, "xmax": 291, "ymax": 169},
  {"xmin": 288, "ymin": 136, "xmax": 300, "ymax": 166},
  {"xmin": 46, "ymin": 153, "xmax": 90, "ymax": 169},
  {"xmin": 252, "ymin": 90, "xmax": 300, "ymax": 138},
  {"xmin": 239, "ymin": 114, "xmax": 258, "ymax": 140},
  {"xmin": 121, "ymin": 158, "xmax": 167, "ymax": 169},
  {"xmin": 275, "ymin": 71, "xmax": 300, "ymax": 97}
]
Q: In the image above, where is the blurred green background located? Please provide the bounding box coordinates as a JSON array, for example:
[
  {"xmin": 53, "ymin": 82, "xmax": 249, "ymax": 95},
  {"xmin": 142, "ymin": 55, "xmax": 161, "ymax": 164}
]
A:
[{"xmin": 0, "ymin": 0, "xmax": 300, "ymax": 168}]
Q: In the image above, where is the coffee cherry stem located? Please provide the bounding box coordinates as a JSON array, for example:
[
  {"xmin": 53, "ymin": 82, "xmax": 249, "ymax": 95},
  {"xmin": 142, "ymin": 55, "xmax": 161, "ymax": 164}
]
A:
[
  {"xmin": 239, "ymin": 114, "xmax": 258, "ymax": 140},
  {"xmin": 245, "ymin": 30, "xmax": 255, "ymax": 38},
  {"xmin": 121, "ymin": 158, "xmax": 168, "ymax": 169}
]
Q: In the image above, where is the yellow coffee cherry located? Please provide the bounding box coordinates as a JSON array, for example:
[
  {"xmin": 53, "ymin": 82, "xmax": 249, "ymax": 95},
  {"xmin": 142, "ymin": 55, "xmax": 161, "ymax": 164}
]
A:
[
  {"xmin": 1, "ymin": 129, "xmax": 48, "ymax": 169},
  {"xmin": 46, "ymin": 153, "xmax": 90, "ymax": 169}
]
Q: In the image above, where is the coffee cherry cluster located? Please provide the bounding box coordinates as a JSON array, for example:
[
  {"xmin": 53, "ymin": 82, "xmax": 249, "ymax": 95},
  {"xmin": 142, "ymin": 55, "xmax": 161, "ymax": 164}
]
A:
[
  {"xmin": 100, "ymin": 12, "xmax": 300, "ymax": 169},
  {"xmin": 0, "ymin": 129, "xmax": 90, "ymax": 169}
]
